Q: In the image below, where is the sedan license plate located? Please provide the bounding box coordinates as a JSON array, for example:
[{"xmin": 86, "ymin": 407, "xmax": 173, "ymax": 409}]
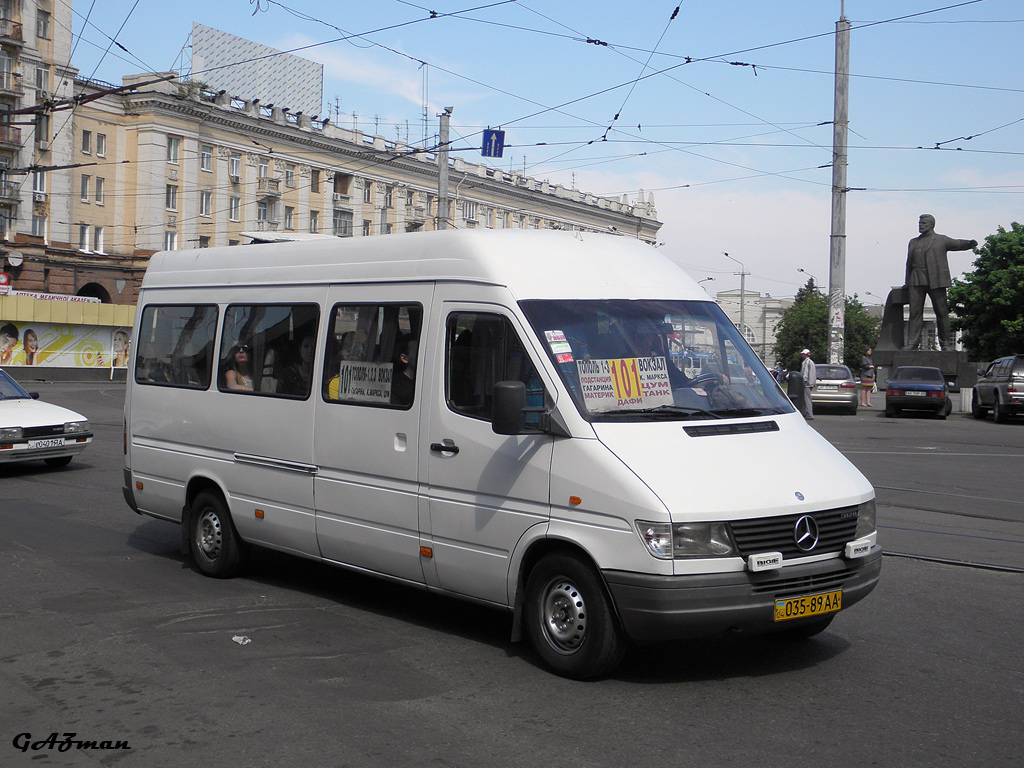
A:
[
  {"xmin": 28, "ymin": 437, "xmax": 65, "ymax": 449},
  {"xmin": 774, "ymin": 590, "xmax": 842, "ymax": 622},
  {"xmin": 906, "ymin": 391, "xmax": 926, "ymax": 397},
  {"xmin": 817, "ymin": 385, "xmax": 838, "ymax": 392}
]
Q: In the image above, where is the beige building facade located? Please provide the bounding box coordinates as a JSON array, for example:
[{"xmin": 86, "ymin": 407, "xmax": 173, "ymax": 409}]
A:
[{"xmin": 23, "ymin": 71, "xmax": 660, "ymax": 306}]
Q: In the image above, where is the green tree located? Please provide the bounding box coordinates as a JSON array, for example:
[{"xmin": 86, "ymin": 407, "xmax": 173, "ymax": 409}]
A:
[
  {"xmin": 948, "ymin": 222, "xmax": 1024, "ymax": 360},
  {"xmin": 773, "ymin": 280, "xmax": 880, "ymax": 371}
]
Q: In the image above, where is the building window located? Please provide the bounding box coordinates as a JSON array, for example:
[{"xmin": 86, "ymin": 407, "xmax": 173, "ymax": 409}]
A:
[
  {"xmin": 35, "ymin": 113, "xmax": 48, "ymax": 144},
  {"xmin": 258, "ymin": 157, "xmax": 269, "ymax": 178},
  {"xmin": 79, "ymin": 224, "xmax": 89, "ymax": 251},
  {"xmin": 80, "ymin": 175, "xmax": 90, "ymax": 202},
  {"xmin": 81, "ymin": 130, "xmax": 92, "ymax": 155},
  {"xmin": 310, "ymin": 169, "xmax": 320, "ymax": 193},
  {"xmin": 166, "ymin": 184, "xmax": 178, "ymax": 211},
  {"xmin": 383, "ymin": 185, "xmax": 394, "ymax": 208},
  {"xmin": 333, "ymin": 209, "xmax": 352, "ymax": 237},
  {"xmin": 406, "ymin": 190, "xmax": 414, "ymax": 206},
  {"xmin": 94, "ymin": 226, "xmax": 104, "ymax": 253},
  {"xmin": 378, "ymin": 208, "xmax": 390, "ymax": 235},
  {"xmin": 229, "ymin": 152, "xmax": 241, "ymax": 178},
  {"xmin": 362, "ymin": 219, "xmax": 371, "ymax": 237},
  {"xmin": 32, "ymin": 170, "xmax": 45, "ymax": 193},
  {"xmin": 95, "ymin": 177, "xmax": 104, "ymax": 205},
  {"xmin": 229, "ymin": 196, "xmax": 240, "ymax": 222},
  {"xmin": 32, "ymin": 215, "xmax": 46, "ymax": 238},
  {"xmin": 35, "ymin": 65, "xmax": 49, "ymax": 91},
  {"xmin": 462, "ymin": 200, "xmax": 478, "ymax": 222},
  {"xmin": 257, "ymin": 200, "xmax": 267, "ymax": 221},
  {"xmin": 284, "ymin": 206, "xmax": 294, "ymax": 230},
  {"xmin": 334, "ymin": 173, "xmax": 352, "ymax": 195},
  {"xmin": 96, "ymin": 133, "xmax": 106, "ymax": 157},
  {"xmin": 363, "ymin": 182, "xmax": 371, "ymax": 204},
  {"xmin": 36, "ymin": 10, "xmax": 50, "ymax": 39},
  {"xmin": 200, "ymin": 145, "xmax": 213, "ymax": 172},
  {"xmin": 199, "ymin": 235, "xmax": 210, "ymax": 248},
  {"xmin": 200, "ymin": 190, "xmax": 212, "ymax": 217},
  {"xmin": 309, "ymin": 210, "xmax": 319, "ymax": 234},
  {"xmin": 167, "ymin": 135, "xmax": 180, "ymax": 164},
  {"xmin": 285, "ymin": 163, "xmax": 295, "ymax": 188},
  {"xmin": 164, "ymin": 231, "xmax": 178, "ymax": 250}
]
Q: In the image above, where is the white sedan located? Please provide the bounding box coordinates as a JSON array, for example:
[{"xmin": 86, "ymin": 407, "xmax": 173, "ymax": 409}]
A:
[{"xmin": 0, "ymin": 369, "xmax": 92, "ymax": 467}]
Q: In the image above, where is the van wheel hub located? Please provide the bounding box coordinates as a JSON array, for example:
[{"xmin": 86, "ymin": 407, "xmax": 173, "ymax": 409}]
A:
[
  {"xmin": 197, "ymin": 510, "xmax": 223, "ymax": 560},
  {"xmin": 541, "ymin": 579, "xmax": 587, "ymax": 653}
]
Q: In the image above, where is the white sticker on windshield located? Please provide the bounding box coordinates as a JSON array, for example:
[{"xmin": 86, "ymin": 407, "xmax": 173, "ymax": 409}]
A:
[
  {"xmin": 576, "ymin": 357, "xmax": 674, "ymax": 412},
  {"xmin": 545, "ymin": 330, "xmax": 574, "ymax": 363}
]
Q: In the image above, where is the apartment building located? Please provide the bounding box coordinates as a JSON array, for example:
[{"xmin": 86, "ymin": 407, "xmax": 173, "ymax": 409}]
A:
[{"xmin": 52, "ymin": 72, "xmax": 662, "ymax": 305}]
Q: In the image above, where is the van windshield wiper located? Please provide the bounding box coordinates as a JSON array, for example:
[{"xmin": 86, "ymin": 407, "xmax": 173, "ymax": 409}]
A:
[{"xmin": 599, "ymin": 405, "xmax": 722, "ymax": 419}]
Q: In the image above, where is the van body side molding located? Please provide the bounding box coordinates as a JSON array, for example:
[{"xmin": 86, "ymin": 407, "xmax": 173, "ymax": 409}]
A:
[{"xmin": 233, "ymin": 452, "xmax": 319, "ymax": 475}]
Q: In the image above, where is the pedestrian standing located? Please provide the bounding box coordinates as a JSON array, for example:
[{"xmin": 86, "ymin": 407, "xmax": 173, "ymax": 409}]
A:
[
  {"xmin": 800, "ymin": 348, "xmax": 816, "ymax": 420},
  {"xmin": 860, "ymin": 347, "xmax": 875, "ymax": 407}
]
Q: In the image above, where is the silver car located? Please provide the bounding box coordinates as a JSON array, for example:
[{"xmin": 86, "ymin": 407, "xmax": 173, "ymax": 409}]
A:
[{"xmin": 811, "ymin": 364, "xmax": 859, "ymax": 415}]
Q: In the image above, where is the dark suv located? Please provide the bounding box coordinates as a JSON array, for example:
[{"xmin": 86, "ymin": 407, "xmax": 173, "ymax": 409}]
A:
[{"xmin": 972, "ymin": 354, "xmax": 1024, "ymax": 423}]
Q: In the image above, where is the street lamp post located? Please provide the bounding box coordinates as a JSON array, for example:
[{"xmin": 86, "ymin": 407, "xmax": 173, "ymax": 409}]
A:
[
  {"xmin": 797, "ymin": 267, "xmax": 818, "ymax": 288},
  {"xmin": 723, "ymin": 252, "xmax": 748, "ymax": 341}
]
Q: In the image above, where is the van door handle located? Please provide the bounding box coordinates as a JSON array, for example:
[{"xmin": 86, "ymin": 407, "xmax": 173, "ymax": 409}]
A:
[{"xmin": 430, "ymin": 440, "xmax": 460, "ymax": 455}]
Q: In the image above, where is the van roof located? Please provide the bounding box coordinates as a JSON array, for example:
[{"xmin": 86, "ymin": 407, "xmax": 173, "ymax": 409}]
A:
[{"xmin": 141, "ymin": 229, "xmax": 706, "ymax": 301}]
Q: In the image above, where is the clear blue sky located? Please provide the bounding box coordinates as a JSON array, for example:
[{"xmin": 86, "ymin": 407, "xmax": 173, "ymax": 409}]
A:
[{"xmin": 70, "ymin": 1, "xmax": 1023, "ymax": 301}]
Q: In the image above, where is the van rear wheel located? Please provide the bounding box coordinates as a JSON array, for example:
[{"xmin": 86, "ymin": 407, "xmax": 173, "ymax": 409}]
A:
[
  {"xmin": 189, "ymin": 491, "xmax": 245, "ymax": 578},
  {"xmin": 524, "ymin": 553, "xmax": 627, "ymax": 680}
]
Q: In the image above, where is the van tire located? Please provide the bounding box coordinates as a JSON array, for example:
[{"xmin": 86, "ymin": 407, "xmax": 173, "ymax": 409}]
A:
[
  {"xmin": 189, "ymin": 491, "xmax": 245, "ymax": 578},
  {"xmin": 524, "ymin": 553, "xmax": 627, "ymax": 680}
]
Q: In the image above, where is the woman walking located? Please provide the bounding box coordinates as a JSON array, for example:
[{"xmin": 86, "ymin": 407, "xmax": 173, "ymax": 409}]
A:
[{"xmin": 860, "ymin": 347, "xmax": 875, "ymax": 407}]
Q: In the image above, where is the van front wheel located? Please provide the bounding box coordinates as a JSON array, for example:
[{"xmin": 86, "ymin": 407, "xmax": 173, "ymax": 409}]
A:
[
  {"xmin": 189, "ymin": 491, "xmax": 245, "ymax": 578},
  {"xmin": 524, "ymin": 553, "xmax": 626, "ymax": 680}
]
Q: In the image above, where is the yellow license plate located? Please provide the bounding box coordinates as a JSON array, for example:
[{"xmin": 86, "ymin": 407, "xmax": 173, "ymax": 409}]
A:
[{"xmin": 774, "ymin": 590, "xmax": 842, "ymax": 622}]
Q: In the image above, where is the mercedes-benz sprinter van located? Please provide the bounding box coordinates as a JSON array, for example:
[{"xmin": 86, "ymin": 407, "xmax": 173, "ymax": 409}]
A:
[{"xmin": 122, "ymin": 229, "xmax": 880, "ymax": 678}]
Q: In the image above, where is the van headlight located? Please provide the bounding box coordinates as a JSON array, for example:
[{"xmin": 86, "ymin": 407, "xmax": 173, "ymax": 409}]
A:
[
  {"xmin": 855, "ymin": 498, "xmax": 876, "ymax": 538},
  {"xmin": 64, "ymin": 421, "xmax": 89, "ymax": 434},
  {"xmin": 636, "ymin": 521, "xmax": 736, "ymax": 559}
]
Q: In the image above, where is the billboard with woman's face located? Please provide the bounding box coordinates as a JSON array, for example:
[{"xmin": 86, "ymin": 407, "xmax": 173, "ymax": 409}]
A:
[{"xmin": 0, "ymin": 320, "xmax": 130, "ymax": 368}]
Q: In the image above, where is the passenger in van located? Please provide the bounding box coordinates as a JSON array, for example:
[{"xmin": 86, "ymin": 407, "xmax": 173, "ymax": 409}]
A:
[
  {"xmin": 279, "ymin": 334, "xmax": 315, "ymax": 396},
  {"xmin": 326, "ymin": 331, "xmax": 357, "ymax": 400},
  {"xmin": 224, "ymin": 344, "xmax": 254, "ymax": 391},
  {"xmin": 390, "ymin": 334, "xmax": 417, "ymax": 406}
]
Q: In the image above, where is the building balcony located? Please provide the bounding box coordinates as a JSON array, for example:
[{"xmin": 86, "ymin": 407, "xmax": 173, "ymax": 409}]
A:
[
  {"xmin": 0, "ymin": 71, "xmax": 23, "ymax": 98},
  {"xmin": 332, "ymin": 193, "xmax": 350, "ymax": 207},
  {"xmin": 0, "ymin": 124, "xmax": 21, "ymax": 150},
  {"xmin": 0, "ymin": 180, "xmax": 19, "ymax": 205},
  {"xmin": 255, "ymin": 219, "xmax": 280, "ymax": 231},
  {"xmin": 256, "ymin": 177, "xmax": 281, "ymax": 198},
  {"xmin": 0, "ymin": 19, "xmax": 23, "ymax": 46}
]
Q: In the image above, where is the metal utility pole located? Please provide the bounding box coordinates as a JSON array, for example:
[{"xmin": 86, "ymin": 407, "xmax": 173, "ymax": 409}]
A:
[
  {"xmin": 437, "ymin": 107, "xmax": 453, "ymax": 230},
  {"xmin": 723, "ymin": 252, "xmax": 749, "ymax": 343},
  {"xmin": 828, "ymin": 4, "xmax": 851, "ymax": 365}
]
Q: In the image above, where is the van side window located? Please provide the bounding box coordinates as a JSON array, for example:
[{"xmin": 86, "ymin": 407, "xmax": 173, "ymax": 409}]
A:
[
  {"xmin": 218, "ymin": 304, "xmax": 320, "ymax": 397},
  {"xmin": 134, "ymin": 305, "xmax": 218, "ymax": 388},
  {"xmin": 446, "ymin": 312, "xmax": 545, "ymax": 423},
  {"xmin": 322, "ymin": 303, "xmax": 422, "ymax": 409}
]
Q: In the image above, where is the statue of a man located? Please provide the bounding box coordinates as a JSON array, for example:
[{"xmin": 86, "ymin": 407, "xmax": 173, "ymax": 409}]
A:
[{"xmin": 904, "ymin": 214, "xmax": 977, "ymax": 350}]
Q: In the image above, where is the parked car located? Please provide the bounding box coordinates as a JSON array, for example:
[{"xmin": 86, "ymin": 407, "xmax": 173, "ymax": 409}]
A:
[
  {"xmin": 885, "ymin": 366, "xmax": 952, "ymax": 419},
  {"xmin": 972, "ymin": 354, "xmax": 1024, "ymax": 423},
  {"xmin": 810, "ymin": 364, "xmax": 858, "ymax": 414},
  {"xmin": 0, "ymin": 369, "xmax": 93, "ymax": 467}
]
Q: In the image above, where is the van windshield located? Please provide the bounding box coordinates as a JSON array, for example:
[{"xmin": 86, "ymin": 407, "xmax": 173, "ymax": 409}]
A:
[{"xmin": 519, "ymin": 299, "xmax": 794, "ymax": 422}]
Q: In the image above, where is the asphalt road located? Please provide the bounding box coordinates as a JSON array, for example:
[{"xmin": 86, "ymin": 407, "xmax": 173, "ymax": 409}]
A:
[{"xmin": 1, "ymin": 383, "xmax": 1021, "ymax": 767}]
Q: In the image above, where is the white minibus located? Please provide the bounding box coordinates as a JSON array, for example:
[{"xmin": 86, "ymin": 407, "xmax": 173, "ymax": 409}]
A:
[{"xmin": 122, "ymin": 229, "xmax": 880, "ymax": 678}]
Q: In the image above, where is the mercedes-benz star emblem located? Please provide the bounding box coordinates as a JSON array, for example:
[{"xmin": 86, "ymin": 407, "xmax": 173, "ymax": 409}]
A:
[{"xmin": 794, "ymin": 515, "xmax": 819, "ymax": 552}]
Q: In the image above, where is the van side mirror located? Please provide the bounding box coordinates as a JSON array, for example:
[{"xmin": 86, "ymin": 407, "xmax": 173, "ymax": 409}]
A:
[{"xmin": 492, "ymin": 381, "xmax": 526, "ymax": 435}]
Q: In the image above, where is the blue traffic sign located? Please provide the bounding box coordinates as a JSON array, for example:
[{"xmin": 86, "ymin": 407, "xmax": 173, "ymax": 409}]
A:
[{"xmin": 482, "ymin": 128, "xmax": 505, "ymax": 158}]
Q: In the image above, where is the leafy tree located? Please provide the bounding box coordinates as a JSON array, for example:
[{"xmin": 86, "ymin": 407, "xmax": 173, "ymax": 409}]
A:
[
  {"xmin": 773, "ymin": 280, "xmax": 880, "ymax": 371},
  {"xmin": 948, "ymin": 222, "xmax": 1024, "ymax": 360}
]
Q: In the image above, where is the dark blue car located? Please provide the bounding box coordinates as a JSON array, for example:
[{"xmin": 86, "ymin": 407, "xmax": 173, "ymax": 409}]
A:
[{"xmin": 885, "ymin": 366, "xmax": 952, "ymax": 419}]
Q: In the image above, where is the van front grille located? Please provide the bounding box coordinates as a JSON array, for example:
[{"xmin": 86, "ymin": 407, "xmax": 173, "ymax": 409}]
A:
[{"xmin": 728, "ymin": 506, "xmax": 859, "ymax": 559}]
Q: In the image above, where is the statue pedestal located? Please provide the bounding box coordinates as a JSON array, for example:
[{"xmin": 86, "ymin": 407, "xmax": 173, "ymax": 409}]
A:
[{"xmin": 874, "ymin": 349, "xmax": 973, "ymax": 391}]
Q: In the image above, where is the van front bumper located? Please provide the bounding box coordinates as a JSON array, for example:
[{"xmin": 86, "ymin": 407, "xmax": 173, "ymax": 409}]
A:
[{"xmin": 603, "ymin": 548, "xmax": 882, "ymax": 644}]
